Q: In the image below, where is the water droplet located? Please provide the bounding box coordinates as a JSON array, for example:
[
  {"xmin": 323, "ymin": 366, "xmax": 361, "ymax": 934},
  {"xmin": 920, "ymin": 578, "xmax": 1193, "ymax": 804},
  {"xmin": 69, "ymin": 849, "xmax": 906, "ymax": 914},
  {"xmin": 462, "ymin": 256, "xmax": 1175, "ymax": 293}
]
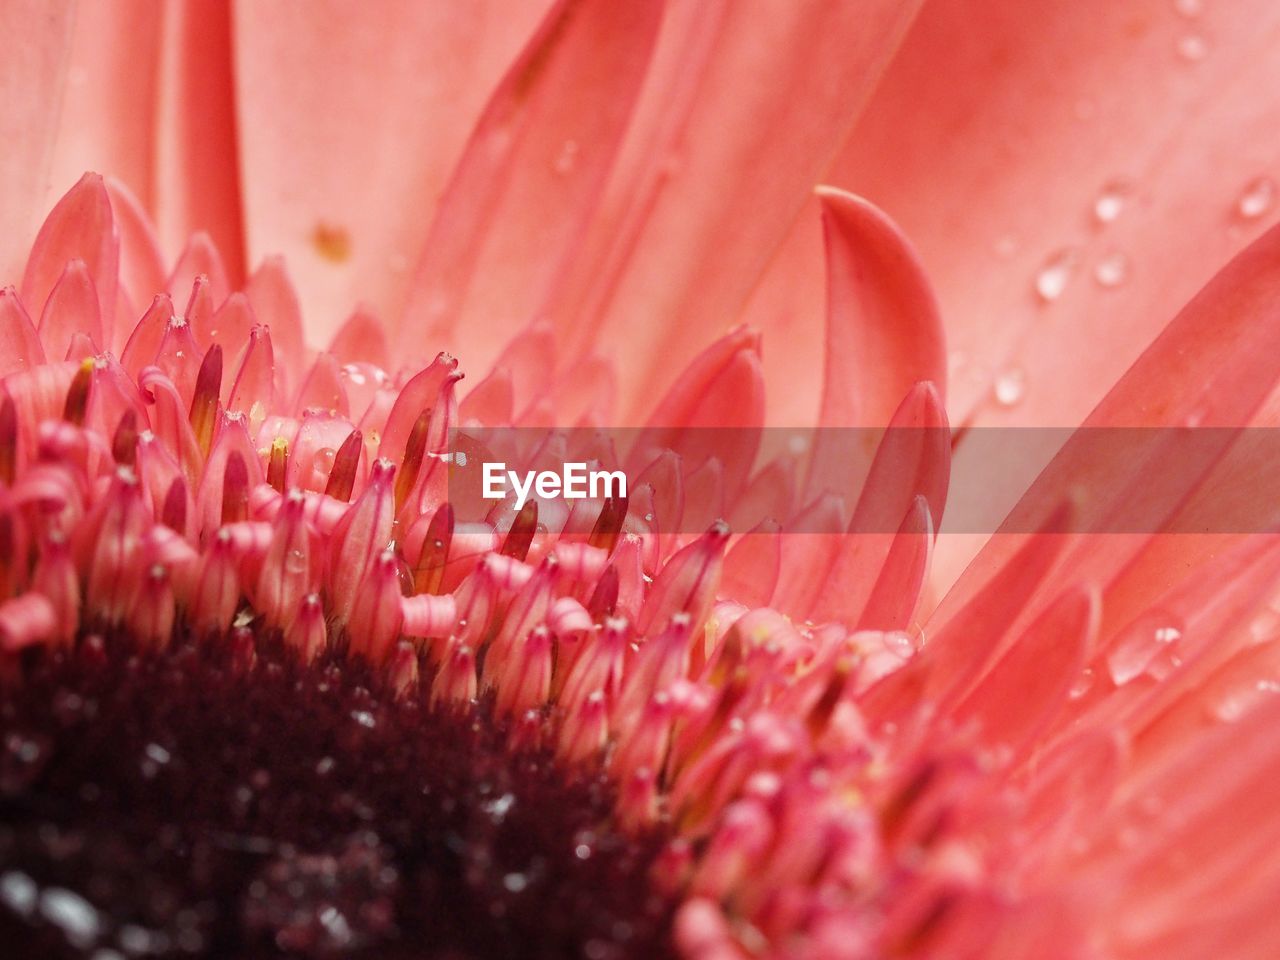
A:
[
  {"xmin": 574, "ymin": 844, "xmax": 592, "ymax": 860},
  {"xmin": 1236, "ymin": 176, "xmax": 1276, "ymax": 220},
  {"xmin": 1107, "ymin": 614, "xmax": 1183, "ymax": 686},
  {"xmin": 1069, "ymin": 667, "xmax": 1096, "ymax": 700},
  {"xmin": 881, "ymin": 631, "xmax": 920, "ymax": 659},
  {"xmin": 1034, "ymin": 248, "xmax": 1078, "ymax": 303},
  {"xmin": 1176, "ymin": 33, "xmax": 1209, "ymax": 62},
  {"xmin": 554, "ymin": 139, "xmax": 580, "ymax": 175},
  {"xmin": 483, "ymin": 792, "xmax": 516, "ymax": 822},
  {"xmin": 285, "ymin": 548, "xmax": 307, "ymax": 574},
  {"xmin": 1094, "ymin": 250, "xmax": 1130, "ymax": 288},
  {"xmin": 1208, "ymin": 677, "xmax": 1280, "ymax": 723},
  {"xmin": 1173, "ymin": 0, "xmax": 1203, "ymax": 18},
  {"xmin": 1210, "ymin": 688, "xmax": 1253, "ymax": 723},
  {"xmin": 40, "ymin": 887, "xmax": 102, "ymax": 947},
  {"xmin": 315, "ymin": 448, "xmax": 337, "ymax": 471},
  {"xmin": 993, "ymin": 368, "xmax": 1026, "ymax": 407},
  {"xmin": 1093, "ymin": 180, "xmax": 1132, "ymax": 224},
  {"xmin": 502, "ymin": 872, "xmax": 529, "ymax": 893},
  {"xmin": 350, "ymin": 710, "xmax": 376, "ymax": 729},
  {"xmin": 144, "ymin": 743, "xmax": 171, "ymax": 765},
  {"xmin": 0, "ymin": 872, "xmax": 37, "ymax": 917}
]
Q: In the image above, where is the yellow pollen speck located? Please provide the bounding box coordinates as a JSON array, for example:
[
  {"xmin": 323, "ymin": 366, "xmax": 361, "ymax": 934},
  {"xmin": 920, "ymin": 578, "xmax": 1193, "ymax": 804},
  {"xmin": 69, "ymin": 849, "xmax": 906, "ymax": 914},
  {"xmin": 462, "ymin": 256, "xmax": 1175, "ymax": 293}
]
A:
[{"xmin": 311, "ymin": 221, "xmax": 352, "ymax": 262}]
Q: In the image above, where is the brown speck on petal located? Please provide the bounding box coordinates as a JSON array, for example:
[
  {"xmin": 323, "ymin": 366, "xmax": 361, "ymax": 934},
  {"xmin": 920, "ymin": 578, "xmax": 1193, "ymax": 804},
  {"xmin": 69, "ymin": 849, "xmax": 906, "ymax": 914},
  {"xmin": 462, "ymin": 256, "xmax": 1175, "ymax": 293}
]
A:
[{"xmin": 311, "ymin": 220, "xmax": 352, "ymax": 263}]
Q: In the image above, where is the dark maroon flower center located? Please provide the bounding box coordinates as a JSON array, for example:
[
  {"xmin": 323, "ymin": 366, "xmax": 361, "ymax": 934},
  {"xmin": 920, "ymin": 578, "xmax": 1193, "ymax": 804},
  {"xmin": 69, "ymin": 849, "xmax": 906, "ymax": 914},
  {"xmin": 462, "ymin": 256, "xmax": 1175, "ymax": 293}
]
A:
[{"xmin": 0, "ymin": 635, "xmax": 677, "ymax": 959}]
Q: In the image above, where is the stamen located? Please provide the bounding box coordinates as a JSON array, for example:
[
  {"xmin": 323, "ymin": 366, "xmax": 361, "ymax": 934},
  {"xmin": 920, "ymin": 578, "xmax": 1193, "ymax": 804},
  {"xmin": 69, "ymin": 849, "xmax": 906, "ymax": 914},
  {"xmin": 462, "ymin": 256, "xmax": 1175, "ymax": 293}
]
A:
[
  {"xmin": 190, "ymin": 528, "xmax": 239, "ymax": 634},
  {"xmin": 111, "ymin": 409, "xmax": 138, "ymax": 466},
  {"xmin": 189, "ymin": 343, "xmax": 222, "ymax": 457},
  {"xmin": 284, "ymin": 592, "xmax": 327, "ymax": 662},
  {"xmin": 501, "ymin": 499, "xmax": 538, "ymax": 561},
  {"xmin": 161, "ymin": 478, "xmax": 188, "ymax": 533},
  {"xmin": 430, "ymin": 639, "xmax": 478, "ymax": 708},
  {"xmin": 347, "ymin": 548, "xmax": 403, "ymax": 664},
  {"xmin": 806, "ymin": 657, "xmax": 854, "ymax": 740},
  {"xmin": 588, "ymin": 491, "xmax": 629, "ymax": 554},
  {"xmin": 221, "ymin": 451, "xmax": 250, "ymax": 525},
  {"xmin": 394, "ymin": 406, "xmax": 431, "ymax": 512},
  {"xmin": 413, "ymin": 503, "xmax": 453, "ymax": 595},
  {"xmin": 62, "ymin": 357, "xmax": 94, "ymax": 426},
  {"xmin": 587, "ymin": 563, "xmax": 619, "ymax": 619},
  {"xmin": 267, "ymin": 436, "xmax": 289, "ymax": 493},
  {"xmin": 387, "ymin": 640, "xmax": 420, "ymax": 699},
  {"xmin": 324, "ymin": 427, "xmax": 363, "ymax": 502},
  {"xmin": 0, "ymin": 393, "xmax": 16, "ymax": 486}
]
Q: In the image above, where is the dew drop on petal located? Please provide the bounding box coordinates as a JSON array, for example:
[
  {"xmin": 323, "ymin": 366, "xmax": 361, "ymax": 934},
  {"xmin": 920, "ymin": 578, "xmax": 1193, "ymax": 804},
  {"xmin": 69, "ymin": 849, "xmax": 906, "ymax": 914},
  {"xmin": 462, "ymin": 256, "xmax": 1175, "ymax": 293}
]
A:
[
  {"xmin": 1093, "ymin": 180, "xmax": 1131, "ymax": 224},
  {"xmin": 993, "ymin": 368, "xmax": 1026, "ymax": 407},
  {"xmin": 1093, "ymin": 250, "xmax": 1130, "ymax": 289},
  {"xmin": 1176, "ymin": 33, "xmax": 1209, "ymax": 62},
  {"xmin": 1236, "ymin": 176, "xmax": 1276, "ymax": 220},
  {"xmin": 1173, "ymin": 0, "xmax": 1202, "ymax": 18},
  {"xmin": 1107, "ymin": 614, "xmax": 1183, "ymax": 686},
  {"xmin": 1207, "ymin": 677, "xmax": 1280, "ymax": 724},
  {"xmin": 1069, "ymin": 667, "xmax": 1095, "ymax": 700},
  {"xmin": 881, "ymin": 630, "xmax": 920, "ymax": 660},
  {"xmin": 1034, "ymin": 248, "xmax": 1078, "ymax": 303}
]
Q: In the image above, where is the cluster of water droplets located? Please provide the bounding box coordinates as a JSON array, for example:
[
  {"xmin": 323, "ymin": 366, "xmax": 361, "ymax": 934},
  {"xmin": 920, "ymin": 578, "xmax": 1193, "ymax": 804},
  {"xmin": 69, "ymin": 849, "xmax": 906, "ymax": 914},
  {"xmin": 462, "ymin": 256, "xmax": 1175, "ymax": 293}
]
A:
[{"xmin": 1173, "ymin": 0, "xmax": 1209, "ymax": 64}]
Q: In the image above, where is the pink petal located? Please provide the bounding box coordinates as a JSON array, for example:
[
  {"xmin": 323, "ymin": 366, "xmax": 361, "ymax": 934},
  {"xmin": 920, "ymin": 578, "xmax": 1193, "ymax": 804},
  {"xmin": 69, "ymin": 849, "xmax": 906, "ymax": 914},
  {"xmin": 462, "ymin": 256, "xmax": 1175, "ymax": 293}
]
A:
[
  {"xmin": 47, "ymin": 2, "xmax": 160, "ymax": 219},
  {"xmin": 0, "ymin": 287, "xmax": 45, "ymax": 377},
  {"xmin": 22, "ymin": 173, "xmax": 119, "ymax": 348},
  {"xmin": 120, "ymin": 294, "xmax": 175, "ymax": 379},
  {"xmin": 399, "ymin": 0, "xmax": 664, "ymax": 375},
  {"xmin": 228, "ymin": 325, "xmax": 276, "ymax": 420},
  {"xmin": 328, "ymin": 307, "xmax": 390, "ymax": 369},
  {"xmin": 104, "ymin": 177, "xmax": 167, "ymax": 344},
  {"xmin": 201, "ymin": 292, "xmax": 256, "ymax": 357},
  {"xmin": 809, "ymin": 382, "xmax": 949, "ymax": 626},
  {"xmin": 806, "ymin": 189, "xmax": 945, "ymax": 502},
  {"xmin": 39, "ymin": 259, "xmax": 102, "ymax": 360},
  {"xmin": 952, "ymin": 584, "xmax": 1097, "ymax": 759},
  {"xmin": 863, "ymin": 502, "xmax": 1074, "ymax": 728},
  {"xmin": 232, "ymin": 0, "xmax": 553, "ymax": 340},
  {"xmin": 836, "ymin": 0, "xmax": 1280, "ymax": 430},
  {"xmin": 294, "ymin": 352, "xmax": 349, "ymax": 419},
  {"xmin": 856, "ymin": 496, "xmax": 934, "ymax": 632},
  {"xmin": 167, "ymin": 232, "xmax": 230, "ymax": 307},
  {"xmin": 632, "ymin": 327, "xmax": 764, "ymax": 501},
  {"xmin": 551, "ymin": 0, "xmax": 926, "ymax": 419},
  {"xmin": 937, "ymin": 221, "xmax": 1280, "ymax": 645},
  {"xmin": 152, "ymin": 0, "xmax": 243, "ymax": 276},
  {"xmin": 245, "ymin": 257, "xmax": 306, "ymax": 394},
  {"xmin": 0, "ymin": 1, "xmax": 74, "ymax": 281}
]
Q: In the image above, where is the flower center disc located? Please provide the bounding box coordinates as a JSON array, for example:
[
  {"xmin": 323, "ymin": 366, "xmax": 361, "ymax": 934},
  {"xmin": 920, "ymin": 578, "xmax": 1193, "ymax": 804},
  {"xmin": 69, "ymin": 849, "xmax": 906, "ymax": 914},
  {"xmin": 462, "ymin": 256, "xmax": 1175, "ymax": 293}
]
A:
[{"xmin": 0, "ymin": 636, "xmax": 677, "ymax": 958}]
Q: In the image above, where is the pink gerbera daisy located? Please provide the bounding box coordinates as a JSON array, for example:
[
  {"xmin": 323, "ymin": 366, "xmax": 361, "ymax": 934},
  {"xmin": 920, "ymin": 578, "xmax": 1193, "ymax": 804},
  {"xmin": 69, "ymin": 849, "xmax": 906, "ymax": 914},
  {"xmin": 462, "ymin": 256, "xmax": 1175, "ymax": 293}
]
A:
[{"xmin": 3, "ymin": 2, "xmax": 1280, "ymax": 958}]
